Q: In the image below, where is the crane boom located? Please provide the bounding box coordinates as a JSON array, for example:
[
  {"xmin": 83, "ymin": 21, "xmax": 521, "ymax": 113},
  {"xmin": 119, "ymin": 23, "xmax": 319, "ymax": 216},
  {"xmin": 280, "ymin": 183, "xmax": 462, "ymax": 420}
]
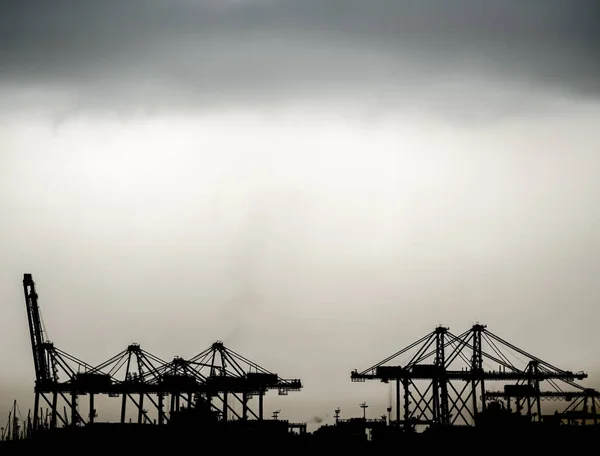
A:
[{"xmin": 23, "ymin": 274, "xmax": 50, "ymax": 383}]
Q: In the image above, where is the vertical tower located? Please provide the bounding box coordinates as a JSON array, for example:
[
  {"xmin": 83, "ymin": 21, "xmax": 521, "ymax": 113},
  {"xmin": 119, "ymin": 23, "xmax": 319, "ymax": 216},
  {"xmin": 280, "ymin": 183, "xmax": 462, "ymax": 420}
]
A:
[{"xmin": 23, "ymin": 274, "xmax": 52, "ymax": 429}]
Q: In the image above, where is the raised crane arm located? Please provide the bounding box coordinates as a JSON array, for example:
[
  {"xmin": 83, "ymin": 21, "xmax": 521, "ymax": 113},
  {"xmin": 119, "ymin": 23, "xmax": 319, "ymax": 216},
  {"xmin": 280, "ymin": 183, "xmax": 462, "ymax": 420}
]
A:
[{"xmin": 23, "ymin": 273, "xmax": 51, "ymax": 383}]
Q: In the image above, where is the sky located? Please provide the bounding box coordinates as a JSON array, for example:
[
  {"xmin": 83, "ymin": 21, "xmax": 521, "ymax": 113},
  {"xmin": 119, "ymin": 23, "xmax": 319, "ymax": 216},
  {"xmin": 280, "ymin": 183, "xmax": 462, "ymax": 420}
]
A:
[{"xmin": 1, "ymin": 0, "xmax": 599, "ymax": 429}]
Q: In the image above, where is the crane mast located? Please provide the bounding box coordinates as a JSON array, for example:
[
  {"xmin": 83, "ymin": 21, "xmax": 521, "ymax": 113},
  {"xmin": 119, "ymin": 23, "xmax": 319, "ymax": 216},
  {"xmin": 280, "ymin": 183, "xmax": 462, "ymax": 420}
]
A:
[{"xmin": 23, "ymin": 273, "xmax": 50, "ymax": 384}]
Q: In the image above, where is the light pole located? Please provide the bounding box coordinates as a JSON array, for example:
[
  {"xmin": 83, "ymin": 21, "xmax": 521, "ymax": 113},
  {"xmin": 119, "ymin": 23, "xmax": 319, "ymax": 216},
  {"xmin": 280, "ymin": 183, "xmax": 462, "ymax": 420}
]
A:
[
  {"xmin": 360, "ymin": 402, "xmax": 368, "ymax": 420},
  {"xmin": 334, "ymin": 408, "xmax": 341, "ymax": 425}
]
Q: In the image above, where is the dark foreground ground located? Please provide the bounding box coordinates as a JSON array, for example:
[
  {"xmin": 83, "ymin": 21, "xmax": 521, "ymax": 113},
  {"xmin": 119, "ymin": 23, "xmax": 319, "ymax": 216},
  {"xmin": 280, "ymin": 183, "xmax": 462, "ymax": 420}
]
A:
[{"xmin": 1, "ymin": 423, "xmax": 599, "ymax": 453}]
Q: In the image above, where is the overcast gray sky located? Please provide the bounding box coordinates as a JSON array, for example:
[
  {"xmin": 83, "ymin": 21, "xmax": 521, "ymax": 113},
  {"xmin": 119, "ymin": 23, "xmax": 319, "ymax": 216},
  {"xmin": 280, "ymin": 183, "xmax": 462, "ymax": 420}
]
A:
[{"xmin": 1, "ymin": 0, "xmax": 599, "ymax": 427}]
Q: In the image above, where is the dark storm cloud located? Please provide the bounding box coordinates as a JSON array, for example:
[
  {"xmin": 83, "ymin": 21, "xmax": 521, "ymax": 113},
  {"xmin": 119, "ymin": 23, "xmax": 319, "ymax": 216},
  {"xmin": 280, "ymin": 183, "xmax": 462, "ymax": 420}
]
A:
[{"xmin": 1, "ymin": 0, "xmax": 599, "ymax": 112}]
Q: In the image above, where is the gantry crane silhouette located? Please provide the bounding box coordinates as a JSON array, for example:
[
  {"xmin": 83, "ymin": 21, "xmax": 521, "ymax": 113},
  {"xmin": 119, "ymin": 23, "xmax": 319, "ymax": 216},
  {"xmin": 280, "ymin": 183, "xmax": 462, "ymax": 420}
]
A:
[
  {"xmin": 351, "ymin": 324, "xmax": 599, "ymax": 429},
  {"xmin": 23, "ymin": 273, "xmax": 302, "ymax": 430}
]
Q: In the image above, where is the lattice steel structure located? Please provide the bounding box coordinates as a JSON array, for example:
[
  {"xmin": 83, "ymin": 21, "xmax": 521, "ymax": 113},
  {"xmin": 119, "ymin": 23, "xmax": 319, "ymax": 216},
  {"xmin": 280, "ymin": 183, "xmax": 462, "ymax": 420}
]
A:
[
  {"xmin": 24, "ymin": 273, "xmax": 104, "ymax": 429},
  {"xmin": 351, "ymin": 324, "xmax": 597, "ymax": 429},
  {"xmin": 22, "ymin": 273, "xmax": 302, "ymax": 431},
  {"xmin": 184, "ymin": 341, "xmax": 302, "ymax": 421}
]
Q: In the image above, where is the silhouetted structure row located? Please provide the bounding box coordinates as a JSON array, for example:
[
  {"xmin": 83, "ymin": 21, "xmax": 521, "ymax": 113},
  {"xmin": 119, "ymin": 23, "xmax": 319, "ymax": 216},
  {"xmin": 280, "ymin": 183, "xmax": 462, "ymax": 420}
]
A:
[
  {"xmin": 23, "ymin": 274, "xmax": 302, "ymax": 431},
  {"xmin": 19, "ymin": 273, "xmax": 600, "ymax": 441}
]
